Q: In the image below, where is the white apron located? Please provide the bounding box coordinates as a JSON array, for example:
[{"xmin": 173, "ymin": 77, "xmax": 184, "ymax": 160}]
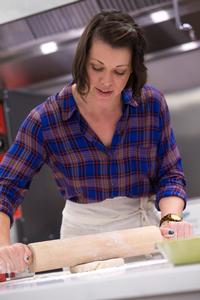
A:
[{"xmin": 60, "ymin": 196, "xmax": 160, "ymax": 239}]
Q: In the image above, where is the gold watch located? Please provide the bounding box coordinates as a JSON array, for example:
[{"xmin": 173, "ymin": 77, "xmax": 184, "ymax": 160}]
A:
[{"xmin": 159, "ymin": 213, "xmax": 182, "ymax": 227}]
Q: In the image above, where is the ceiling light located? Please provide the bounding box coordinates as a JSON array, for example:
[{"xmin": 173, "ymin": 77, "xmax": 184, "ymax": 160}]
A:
[
  {"xmin": 150, "ymin": 10, "xmax": 170, "ymax": 23},
  {"xmin": 40, "ymin": 41, "xmax": 58, "ymax": 55},
  {"xmin": 180, "ymin": 41, "xmax": 199, "ymax": 52}
]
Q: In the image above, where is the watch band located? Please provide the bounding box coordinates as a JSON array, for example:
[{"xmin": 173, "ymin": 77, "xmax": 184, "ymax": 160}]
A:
[{"xmin": 159, "ymin": 213, "xmax": 182, "ymax": 227}]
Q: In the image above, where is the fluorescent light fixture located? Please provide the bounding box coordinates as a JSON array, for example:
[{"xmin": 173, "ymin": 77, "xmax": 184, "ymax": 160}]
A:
[
  {"xmin": 150, "ymin": 10, "xmax": 170, "ymax": 23},
  {"xmin": 180, "ymin": 41, "xmax": 199, "ymax": 52},
  {"xmin": 40, "ymin": 41, "xmax": 58, "ymax": 54}
]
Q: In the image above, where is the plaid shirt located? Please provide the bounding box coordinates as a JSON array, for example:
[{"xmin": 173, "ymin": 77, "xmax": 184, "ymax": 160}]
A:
[{"xmin": 0, "ymin": 84, "xmax": 187, "ymax": 223}]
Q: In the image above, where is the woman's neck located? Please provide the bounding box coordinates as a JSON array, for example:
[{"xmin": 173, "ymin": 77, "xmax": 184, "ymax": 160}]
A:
[{"xmin": 72, "ymin": 84, "xmax": 122, "ymax": 119}]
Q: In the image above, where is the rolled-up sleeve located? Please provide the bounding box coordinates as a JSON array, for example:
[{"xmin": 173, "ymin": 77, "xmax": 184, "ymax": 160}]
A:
[
  {"xmin": 155, "ymin": 95, "xmax": 187, "ymax": 210},
  {"xmin": 0, "ymin": 108, "xmax": 46, "ymax": 224}
]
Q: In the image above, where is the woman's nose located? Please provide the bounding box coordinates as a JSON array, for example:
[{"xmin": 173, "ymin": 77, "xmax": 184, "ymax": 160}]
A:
[{"xmin": 100, "ymin": 72, "xmax": 113, "ymax": 87}]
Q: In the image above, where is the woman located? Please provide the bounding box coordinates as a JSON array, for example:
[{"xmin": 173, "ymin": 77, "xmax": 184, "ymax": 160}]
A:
[{"xmin": 0, "ymin": 10, "xmax": 192, "ymax": 274}]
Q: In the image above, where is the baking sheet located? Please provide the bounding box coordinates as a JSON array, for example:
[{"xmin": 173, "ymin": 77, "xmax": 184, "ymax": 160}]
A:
[
  {"xmin": 0, "ymin": 255, "xmax": 169, "ymax": 290},
  {"xmin": 0, "ymin": 259, "xmax": 200, "ymax": 300}
]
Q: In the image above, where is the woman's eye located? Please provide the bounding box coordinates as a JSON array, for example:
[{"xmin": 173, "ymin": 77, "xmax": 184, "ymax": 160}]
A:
[
  {"xmin": 92, "ymin": 65, "xmax": 103, "ymax": 72},
  {"xmin": 115, "ymin": 70, "xmax": 126, "ymax": 76},
  {"xmin": 91, "ymin": 64, "xmax": 126, "ymax": 75}
]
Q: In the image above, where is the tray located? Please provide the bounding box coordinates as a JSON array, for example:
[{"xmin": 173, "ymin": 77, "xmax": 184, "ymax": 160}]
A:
[{"xmin": 157, "ymin": 237, "xmax": 200, "ymax": 265}]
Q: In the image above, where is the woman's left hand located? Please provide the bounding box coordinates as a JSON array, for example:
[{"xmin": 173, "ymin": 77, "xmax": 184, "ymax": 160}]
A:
[{"xmin": 160, "ymin": 220, "xmax": 193, "ymax": 239}]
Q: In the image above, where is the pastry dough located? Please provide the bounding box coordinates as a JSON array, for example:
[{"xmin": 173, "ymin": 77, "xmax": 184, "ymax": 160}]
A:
[{"xmin": 70, "ymin": 257, "xmax": 124, "ymax": 273}]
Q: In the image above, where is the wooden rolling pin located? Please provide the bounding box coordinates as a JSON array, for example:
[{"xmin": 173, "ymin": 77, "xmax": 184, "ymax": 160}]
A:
[{"xmin": 28, "ymin": 226, "xmax": 162, "ymax": 273}]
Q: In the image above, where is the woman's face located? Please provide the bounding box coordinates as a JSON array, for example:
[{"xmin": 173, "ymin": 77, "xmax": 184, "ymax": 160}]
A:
[{"xmin": 86, "ymin": 39, "xmax": 132, "ymax": 104}]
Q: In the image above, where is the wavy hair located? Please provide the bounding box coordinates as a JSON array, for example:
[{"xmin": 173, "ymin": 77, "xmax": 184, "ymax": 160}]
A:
[{"xmin": 72, "ymin": 10, "xmax": 147, "ymax": 98}]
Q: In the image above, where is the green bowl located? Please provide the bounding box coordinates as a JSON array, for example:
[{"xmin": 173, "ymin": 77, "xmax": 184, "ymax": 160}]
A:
[{"xmin": 157, "ymin": 237, "xmax": 200, "ymax": 265}]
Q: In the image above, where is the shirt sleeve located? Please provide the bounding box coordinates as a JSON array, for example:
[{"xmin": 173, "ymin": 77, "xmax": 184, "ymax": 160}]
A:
[
  {"xmin": 155, "ymin": 94, "xmax": 187, "ymax": 210},
  {"xmin": 0, "ymin": 108, "xmax": 46, "ymax": 224}
]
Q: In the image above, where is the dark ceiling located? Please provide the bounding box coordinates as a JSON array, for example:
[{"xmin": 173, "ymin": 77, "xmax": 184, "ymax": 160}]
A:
[{"xmin": 0, "ymin": 0, "xmax": 200, "ymax": 95}]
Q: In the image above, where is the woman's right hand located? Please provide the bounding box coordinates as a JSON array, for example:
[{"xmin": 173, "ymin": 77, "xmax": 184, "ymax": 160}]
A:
[{"xmin": 0, "ymin": 243, "xmax": 32, "ymax": 274}]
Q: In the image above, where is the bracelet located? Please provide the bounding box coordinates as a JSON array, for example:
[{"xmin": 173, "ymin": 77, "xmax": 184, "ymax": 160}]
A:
[{"xmin": 159, "ymin": 213, "xmax": 182, "ymax": 227}]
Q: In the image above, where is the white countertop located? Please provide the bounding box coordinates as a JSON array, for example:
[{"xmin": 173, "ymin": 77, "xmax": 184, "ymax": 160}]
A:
[{"xmin": 0, "ymin": 258, "xmax": 200, "ymax": 300}]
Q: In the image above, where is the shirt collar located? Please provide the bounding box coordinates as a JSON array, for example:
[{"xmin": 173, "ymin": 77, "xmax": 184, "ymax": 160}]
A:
[
  {"xmin": 58, "ymin": 84, "xmax": 139, "ymax": 121},
  {"xmin": 121, "ymin": 89, "xmax": 139, "ymax": 107},
  {"xmin": 58, "ymin": 84, "xmax": 77, "ymax": 121}
]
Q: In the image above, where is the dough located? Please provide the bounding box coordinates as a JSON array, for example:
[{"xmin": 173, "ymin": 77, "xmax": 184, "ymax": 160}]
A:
[{"xmin": 69, "ymin": 257, "xmax": 125, "ymax": 273}]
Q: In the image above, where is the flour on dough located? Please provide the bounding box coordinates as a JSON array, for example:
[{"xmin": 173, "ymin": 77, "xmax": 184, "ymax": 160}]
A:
[{"xmin": 70, "ymin": 257, "xmax": 124, "ymax": 273}]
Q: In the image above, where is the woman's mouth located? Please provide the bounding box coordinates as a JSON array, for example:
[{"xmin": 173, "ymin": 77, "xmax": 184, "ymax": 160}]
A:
[{"xmin": 95, "ymin": 88, "xmax": 113, "ymax": 97}]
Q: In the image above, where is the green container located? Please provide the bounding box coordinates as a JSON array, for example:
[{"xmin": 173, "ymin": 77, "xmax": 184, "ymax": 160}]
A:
[{"xmin": 157, "ymin": 237, "xmax": 200, "ymax": 265}]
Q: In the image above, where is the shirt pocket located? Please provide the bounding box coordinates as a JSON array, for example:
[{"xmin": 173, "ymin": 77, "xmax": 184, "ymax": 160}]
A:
[{"xmin": 135, "ymin": 145, "xmax": 157, "ymax": 179}]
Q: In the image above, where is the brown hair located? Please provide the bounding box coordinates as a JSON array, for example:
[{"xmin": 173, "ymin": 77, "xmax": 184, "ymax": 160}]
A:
[{"xmin": 72, "ymin": 10, "xmax": 147, "ymax": 98}]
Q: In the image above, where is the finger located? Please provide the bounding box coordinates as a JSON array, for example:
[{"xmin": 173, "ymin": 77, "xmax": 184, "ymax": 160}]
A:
[
  {"xmin": 1, "ymin": 252, "xmax": 16, "ymax": 273},
  {"xmin": 7, "ymin": 247, "xmax": 21, "ymax": 272},
  {"xmin": 183, "ymin": 222, "xmax": 190, "ymax": 239},
  {"xmin": 24, "ymin": 254, "xmax": 30, "ymax": 264},
  {"xmin": 25, "ymin": 245, "xmax": 32, "ymax": 258},
  {"xmin": 176, "ymin": 222, "xmax": 184, "ymax": 239},
  {"xmin": 168, "ymin": 222, "xmax": 184, "ymax": 239},
  {"xmin": 0, "ymin": 246, "xmax": 18, "ymax": 272},
  {"xmin": 6, "ymin": 262, "xmax": 11, "ymax": 274},
  {"xmin": 4, "ymin": 244, "xmax": 26, "ymax": 273},
  {"xmin": 0, "ymin": 260, "xmax": 9, "ymax": 274},
  {"xmin": 23, "ymin": 245, "xmax": 32, "ymax": 263},
  {"xmin": 13, "ymin": 244, "xmax": 28, "ymax": 272},
  {"xmin": 189, "ymin": 223, "xmax": 193, "ymax": 237},
  {"xmin": 0, "ymin": 260, "xmax": 6, "ymax": 274},
  {"xmin": 160, "ymin": 226, "xmax": 175, "ymax": 239},
  {"xmin": 168, "ymin": 221, "xmax": 193, "ymax": 239},
  {"xmin": 184, "ymin": 222, "xmax": 193, "ymax": 238}
]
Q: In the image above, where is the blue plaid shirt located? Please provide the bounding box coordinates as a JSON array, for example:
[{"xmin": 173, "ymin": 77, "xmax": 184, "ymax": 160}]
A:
[{"xmin": 0, "ymin": 83, "xmax": 187, "ymax": 223}]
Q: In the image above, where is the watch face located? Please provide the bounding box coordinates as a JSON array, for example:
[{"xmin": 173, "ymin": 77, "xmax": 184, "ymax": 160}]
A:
[
  {"xmin": 160, "ymin": 214, "xmax": 183, "ymax": 227},
  {"xmin": 171, "ymin": 214, "xmax": 182, "ymax": 221}
]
